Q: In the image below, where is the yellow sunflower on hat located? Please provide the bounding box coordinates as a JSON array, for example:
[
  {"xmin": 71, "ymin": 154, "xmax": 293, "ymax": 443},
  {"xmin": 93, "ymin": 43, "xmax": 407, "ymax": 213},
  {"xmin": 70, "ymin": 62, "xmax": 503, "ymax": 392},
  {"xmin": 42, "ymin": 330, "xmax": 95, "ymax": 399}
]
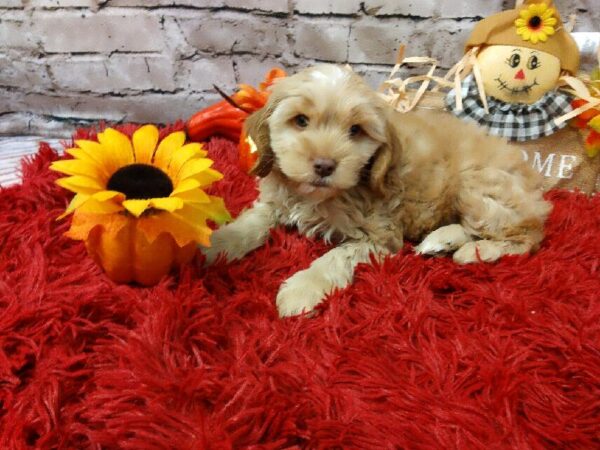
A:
[
  {"xmin": 51, "ymin": 125, "xmax": 231, "ymax": 285},
  {"xmin": 515, "ymin": 2, "xmax": 557, "ymax": 44}
]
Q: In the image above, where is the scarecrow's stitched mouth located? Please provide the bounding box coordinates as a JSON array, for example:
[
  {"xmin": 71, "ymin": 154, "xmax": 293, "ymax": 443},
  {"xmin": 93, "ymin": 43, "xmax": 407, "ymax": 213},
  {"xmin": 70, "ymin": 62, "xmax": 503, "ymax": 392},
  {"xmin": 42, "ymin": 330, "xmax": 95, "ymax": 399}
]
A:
[{"xmin": 494, "ymin": 76, "xmax": 539, "ymax": 95}]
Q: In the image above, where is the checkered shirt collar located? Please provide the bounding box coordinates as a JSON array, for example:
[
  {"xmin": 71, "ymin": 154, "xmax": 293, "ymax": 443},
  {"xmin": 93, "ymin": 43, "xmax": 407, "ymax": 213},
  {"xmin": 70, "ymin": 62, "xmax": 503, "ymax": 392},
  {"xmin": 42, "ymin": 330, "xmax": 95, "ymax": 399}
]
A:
[{"xmin": 445, "ymin": 76, "xmax": 573, "ymax": 142}]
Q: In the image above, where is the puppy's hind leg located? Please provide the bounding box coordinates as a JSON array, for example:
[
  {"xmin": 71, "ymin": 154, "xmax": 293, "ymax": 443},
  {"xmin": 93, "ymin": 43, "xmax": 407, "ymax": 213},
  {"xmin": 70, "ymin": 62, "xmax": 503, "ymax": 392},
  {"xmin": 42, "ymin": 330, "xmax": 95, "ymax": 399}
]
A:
[
  {"xmin": 453, "ymin": 167, "xmax": 551, "ymax": 264},
  {"xmin": 415, "ymin": 224, "xmax": 474, "ymax": 256}
]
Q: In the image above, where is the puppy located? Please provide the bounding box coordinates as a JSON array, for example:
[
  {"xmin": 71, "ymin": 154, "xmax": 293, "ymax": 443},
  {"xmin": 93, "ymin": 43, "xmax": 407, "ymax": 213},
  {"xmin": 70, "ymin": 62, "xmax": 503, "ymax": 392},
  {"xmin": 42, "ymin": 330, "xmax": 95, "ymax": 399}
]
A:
[{"xmin": 203, "ymin": 65, "xmax": 551, "ymax": 317}]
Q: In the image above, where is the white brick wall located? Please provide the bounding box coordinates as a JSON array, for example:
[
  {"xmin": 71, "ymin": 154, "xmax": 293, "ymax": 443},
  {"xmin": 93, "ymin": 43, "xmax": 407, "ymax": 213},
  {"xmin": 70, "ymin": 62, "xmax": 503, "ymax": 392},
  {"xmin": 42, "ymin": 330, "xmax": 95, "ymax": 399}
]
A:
[{"xmin": 0, "ymin": 0, "xmax": 597, "ymax": 136}]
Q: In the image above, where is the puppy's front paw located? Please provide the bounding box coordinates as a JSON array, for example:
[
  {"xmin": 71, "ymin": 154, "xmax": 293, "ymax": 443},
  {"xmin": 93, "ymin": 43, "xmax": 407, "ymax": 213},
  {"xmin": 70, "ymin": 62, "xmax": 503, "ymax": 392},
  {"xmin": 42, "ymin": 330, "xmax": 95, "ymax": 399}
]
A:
[
  {"xmin": 276, "ymin": 270, "xmax": 330, "ymax": 317},
  {"xmin": 199, "ymin": 228, "xmax": 236, "ymax": 265},
  {"xmin": 199, "ymin": 243, "xmax": 227, "ymax": 266}
]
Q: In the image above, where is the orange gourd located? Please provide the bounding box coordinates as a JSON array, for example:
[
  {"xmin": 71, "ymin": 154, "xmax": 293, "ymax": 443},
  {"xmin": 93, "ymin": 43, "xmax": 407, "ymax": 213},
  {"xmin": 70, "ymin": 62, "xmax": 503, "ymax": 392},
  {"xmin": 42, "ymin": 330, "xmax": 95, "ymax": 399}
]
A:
[{"xmin": 83, "ymin": 214, "xmax": 196, "ymax": 286}]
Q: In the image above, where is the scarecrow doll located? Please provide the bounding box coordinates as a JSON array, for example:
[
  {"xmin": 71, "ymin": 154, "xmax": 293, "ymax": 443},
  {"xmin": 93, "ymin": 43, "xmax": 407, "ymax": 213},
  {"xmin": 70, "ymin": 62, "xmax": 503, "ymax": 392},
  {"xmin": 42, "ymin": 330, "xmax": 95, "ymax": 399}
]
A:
[{"xmin": 446, "ymin": 0, "xmax": 580, "ymax": 141}]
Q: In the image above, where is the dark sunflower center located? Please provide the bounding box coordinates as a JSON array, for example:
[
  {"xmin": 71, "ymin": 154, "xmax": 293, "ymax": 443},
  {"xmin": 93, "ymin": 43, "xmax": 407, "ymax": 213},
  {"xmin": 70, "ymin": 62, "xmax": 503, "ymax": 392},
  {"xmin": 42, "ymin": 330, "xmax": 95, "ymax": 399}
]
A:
[
  {"xmin": 528, "ymin": 15, "xmax": 542, "ymax": 29},
  {"xmin": 107, "ymin": 163, "xmax": 173, "ymax": 199}
]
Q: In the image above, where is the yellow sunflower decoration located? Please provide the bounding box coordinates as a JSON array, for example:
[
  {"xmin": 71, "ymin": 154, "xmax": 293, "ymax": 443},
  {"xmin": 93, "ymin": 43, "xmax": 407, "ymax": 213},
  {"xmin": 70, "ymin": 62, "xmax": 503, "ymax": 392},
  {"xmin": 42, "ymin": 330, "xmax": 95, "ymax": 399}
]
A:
[
  {"xmin": 515, "ymin": 2, "xmax": 557, "ymax": 44},
  {"xmin": 51, "ymin": 125, "xmax": 231, "ymax": 286}
]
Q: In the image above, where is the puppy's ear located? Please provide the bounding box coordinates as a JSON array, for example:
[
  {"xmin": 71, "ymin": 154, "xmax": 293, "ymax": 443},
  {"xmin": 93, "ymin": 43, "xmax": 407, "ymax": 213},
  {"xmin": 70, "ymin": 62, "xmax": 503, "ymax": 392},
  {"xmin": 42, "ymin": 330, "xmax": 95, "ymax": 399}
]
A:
[
  {"xmin": 369, "ymin": 115, "xmax": 401, "ymax": 196},
  {"xmin": 245, "ymin": 105, "xmax": 275, "ymax": 178}
]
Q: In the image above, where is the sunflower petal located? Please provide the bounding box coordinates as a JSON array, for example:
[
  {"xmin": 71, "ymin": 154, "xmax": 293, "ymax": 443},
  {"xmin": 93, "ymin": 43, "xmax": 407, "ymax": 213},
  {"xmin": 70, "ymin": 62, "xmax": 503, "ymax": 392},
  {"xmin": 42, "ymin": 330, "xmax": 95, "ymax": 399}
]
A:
[
  {"xmin": 137, "ymin": 212, "xmax": 212, "ymax": 247},
  {"xmin": 74, "ymin": 140, "xmax": 107, "ymax": 163},
  {"xmin": 188, "ymin": 168, "xmax": 224, "ymax": 187},
  {"xmin": 133, "ymin": 125, "xmax": 159, "ymax": 164},
  {"xmin": 77, "ymin": 197, "xmax": 124, "ymax": 215},
  {"xmin": 172, "ymin": 188, "xmax": 210, "ymax": 204},
  {"xmin": 97, "ymin": 128, "xmax": 134, "ymax": 169},
  {"xmin": 205, "ymin": 196, "xmax": 232, "ymax": 224},
  {"xmin": 58, "ymin": 193, "xmax": 89, "ymax": 219},
  {"xmin": 73, "ymin": 140, "xmax": 117, "ymax": 179},
  {"xmin": 91, "ymin": 190, "xmax": 126, "ymax": 202},
  {"xmin": 541, "ymin": 7, "xmax": 554, "ymax": 19},
  {"xmin": 50, "ymin": 159, "xmax": 104, "ymax": 179},
  {"xmin": 171, "ymin": 178, "xmax": 202, "ymax": 195},
  {"xmin": 168, "ymin": 145, "xmax": 210, "ymax": 179},
  {"xmin": 177, "ymin": 159, "xmax": 216, "ymax": 183},
  {"xmin": 122, "ymin": 199, "xmax": 151, "ymax": 217},
  {"xmin": 65, "ymin": 148, "xmax": 107, "ymax": 174},
  {"xmin": 542, "ymin": 25, "xmax": 555, "ymax": 35},
  {"xmin": 515, "ymin": 18, "xmax": 526, "ymax": 27},
  {"xmin": 150, "ymin": 197, "xmax": 185, "ymax": 212},
  {"xmin": 153, "ymin": 131, "xmax": 186, "ymax": 169},
  {"xmin": 56, "ymin": 175, "xmax": 104, "ymax": 195}
]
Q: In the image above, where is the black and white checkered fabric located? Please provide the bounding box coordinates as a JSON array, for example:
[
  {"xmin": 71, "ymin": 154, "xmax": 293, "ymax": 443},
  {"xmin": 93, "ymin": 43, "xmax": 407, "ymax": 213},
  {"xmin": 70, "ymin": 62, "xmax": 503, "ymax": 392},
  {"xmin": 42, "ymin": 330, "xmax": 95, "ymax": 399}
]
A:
[{"xmin": 445, "ymin": 75, "xmax": 573, "ymax": 142}]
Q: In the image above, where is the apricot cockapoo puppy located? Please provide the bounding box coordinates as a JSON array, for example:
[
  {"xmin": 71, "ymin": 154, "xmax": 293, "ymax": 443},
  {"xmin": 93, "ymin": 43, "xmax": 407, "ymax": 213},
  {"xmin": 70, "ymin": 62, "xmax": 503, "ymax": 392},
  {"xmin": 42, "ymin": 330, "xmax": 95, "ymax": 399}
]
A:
[{"xmin": 203, "ymin": 65, "xmax": 551, "ymax": 317}]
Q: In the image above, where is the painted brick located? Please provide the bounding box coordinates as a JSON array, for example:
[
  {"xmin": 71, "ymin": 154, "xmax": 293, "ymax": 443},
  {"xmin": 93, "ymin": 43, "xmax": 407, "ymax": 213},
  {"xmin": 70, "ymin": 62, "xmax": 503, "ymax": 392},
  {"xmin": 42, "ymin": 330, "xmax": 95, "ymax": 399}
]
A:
[
  {"xmin": 0, "ymin": 0, "xmax": 22, "ymax": 7},
  {"xmin": 361, "ymin": 0, "xmax": 505, "ymax": 18},
  {"xmin": 179, "ymin": 57, "xmax": 236, "ymax": 93},
  {"xmin": 294, "ymin": 0, "xmax": 362, "ymax": 15},
  {"xmin": 294, "ymin": 18, "xmax": 350, "ymax": 61},
  {"xmin": 439, "ymin": 0, "xmax": 504, "ymax": 18},
  {"xmin": 0, "ymin": 18, "xmax": 37, "ymax": 49},
  {"xmin": 0, "ymin": 55, "xmax": 53, "ymax": 90},
  {"xmin": 362, "ymin": 0, "xmax": 438, "ymax": 17},
  {"xmin": 352, "ymin": 64, "xmax": 391, "ymax": 89},
  {"xmin": 0, "ymin": 112, "xmax": 79, "ymax": 138},
  {"xmin": 232, "ymin": 54, "xmax": 291, "ymax": 87},
  {"xmin": 107, "ymin": 0, "xmax": 289, "ymax": 13},
  {"xmin": 220, "ymin": 0, "xmax": 288, "ymax": 13},
  {"xmin": 179, "ymin": 13, "xmax": 287, "ymax": 56},
  {"xmin": 428, "ymin": 20, "xmax": 473, "ymax": 68},
  {"xmin": 48, "ymin": 54, "xmax": 176, "ymax": 92},
  {"xmin": 4, "ymin": 91, "xmax": 222, "ymax": 122},
  {"xmin": 30, "ymin": 0, "xmax": 99, "ymax": 7},
  {"xmin": 34, "ymin": 10, "xmax": 164, "ymax": 52},
  {"xmin": 107, "ymin": 0, "xmax": 200, "ymax": 6},
  {"xmin": 348, "ymin": 18, "xmax": 428, "ymax": 65}
]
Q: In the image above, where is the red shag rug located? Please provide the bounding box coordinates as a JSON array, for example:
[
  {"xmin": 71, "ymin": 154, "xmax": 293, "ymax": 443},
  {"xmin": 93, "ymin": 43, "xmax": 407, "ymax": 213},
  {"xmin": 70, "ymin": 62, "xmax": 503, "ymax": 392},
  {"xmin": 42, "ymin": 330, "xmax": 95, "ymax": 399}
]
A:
[{"xmin": 1, "ymin": 127, "xmax": 599, "ymax": 450}]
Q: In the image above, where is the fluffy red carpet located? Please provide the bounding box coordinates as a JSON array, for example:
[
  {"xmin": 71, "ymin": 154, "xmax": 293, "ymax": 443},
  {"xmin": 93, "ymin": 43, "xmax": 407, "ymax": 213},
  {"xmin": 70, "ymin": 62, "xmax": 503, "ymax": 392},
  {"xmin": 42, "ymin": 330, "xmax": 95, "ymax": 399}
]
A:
[{"xmin": 1, "ymin": 127, "xmax": 599, "ymax": 449}]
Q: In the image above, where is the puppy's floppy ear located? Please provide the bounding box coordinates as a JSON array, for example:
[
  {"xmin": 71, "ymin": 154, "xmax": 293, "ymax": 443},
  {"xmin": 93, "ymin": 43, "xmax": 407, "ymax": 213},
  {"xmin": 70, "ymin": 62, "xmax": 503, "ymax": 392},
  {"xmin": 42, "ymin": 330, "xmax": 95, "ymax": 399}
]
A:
[
  {"xmin": 369, "ymin": 114, "xmax": 401, "ymax": 196},
  {"xmin": 245, "ymin": 105, "xmax": 276, "ymax": 178}
]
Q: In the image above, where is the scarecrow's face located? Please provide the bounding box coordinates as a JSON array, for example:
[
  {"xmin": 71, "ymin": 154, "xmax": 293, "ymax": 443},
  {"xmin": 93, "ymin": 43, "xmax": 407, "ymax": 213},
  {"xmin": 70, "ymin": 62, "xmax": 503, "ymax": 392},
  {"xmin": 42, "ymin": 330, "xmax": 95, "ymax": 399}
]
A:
[{"xmin": 477, "ymin": 44, "xmax": 561, "ymax": 104}]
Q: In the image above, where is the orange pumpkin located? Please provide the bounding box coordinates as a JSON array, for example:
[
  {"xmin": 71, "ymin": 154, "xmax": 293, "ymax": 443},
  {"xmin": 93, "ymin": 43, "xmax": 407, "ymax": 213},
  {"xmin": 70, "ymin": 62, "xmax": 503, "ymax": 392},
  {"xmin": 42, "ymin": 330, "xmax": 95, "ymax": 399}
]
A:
[{"xmin": 84, "ymin": 214, "xmax": 197, "ymax": 286}]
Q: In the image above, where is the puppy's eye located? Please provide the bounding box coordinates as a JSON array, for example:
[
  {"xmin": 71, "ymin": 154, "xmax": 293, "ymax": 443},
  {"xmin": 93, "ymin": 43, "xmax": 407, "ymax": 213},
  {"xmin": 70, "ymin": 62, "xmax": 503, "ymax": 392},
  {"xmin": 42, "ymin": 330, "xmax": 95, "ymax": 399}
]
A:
[
  {"xmin": 294, "ymin": 114, "xmax": 309, "ymax": 128},
  {"xmin": 349, "ymin": 124, "xmax": 362, "ymax": 137}
]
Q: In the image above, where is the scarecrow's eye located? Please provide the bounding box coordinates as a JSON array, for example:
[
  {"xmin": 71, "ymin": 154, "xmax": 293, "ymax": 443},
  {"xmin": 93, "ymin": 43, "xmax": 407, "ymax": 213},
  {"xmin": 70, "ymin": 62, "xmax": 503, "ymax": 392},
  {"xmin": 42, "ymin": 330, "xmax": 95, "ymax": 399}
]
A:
[
  {"xmin": 527, "ymin": 55, "xmax": 540, "ymax": 70},
  {"xmin": 507, "ymin": 53, "xmax": 521, "ymax": 68}
]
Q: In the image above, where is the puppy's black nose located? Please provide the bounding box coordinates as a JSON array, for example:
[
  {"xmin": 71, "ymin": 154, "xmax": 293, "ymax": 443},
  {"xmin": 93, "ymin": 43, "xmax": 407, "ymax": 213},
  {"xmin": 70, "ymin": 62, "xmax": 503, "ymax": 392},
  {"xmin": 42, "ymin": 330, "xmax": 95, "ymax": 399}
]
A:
[{"xmin": 313, "ymin": 158, "xmax": 337, "ymax": 177}]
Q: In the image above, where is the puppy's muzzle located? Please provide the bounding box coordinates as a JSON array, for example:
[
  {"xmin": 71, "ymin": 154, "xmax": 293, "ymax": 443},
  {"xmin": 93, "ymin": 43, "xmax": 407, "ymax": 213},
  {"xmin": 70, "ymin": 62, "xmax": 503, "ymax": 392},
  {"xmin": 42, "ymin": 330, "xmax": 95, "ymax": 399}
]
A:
[{"xmin": 313, "ymin": 158, "xmax": 337, "ymax": 177}]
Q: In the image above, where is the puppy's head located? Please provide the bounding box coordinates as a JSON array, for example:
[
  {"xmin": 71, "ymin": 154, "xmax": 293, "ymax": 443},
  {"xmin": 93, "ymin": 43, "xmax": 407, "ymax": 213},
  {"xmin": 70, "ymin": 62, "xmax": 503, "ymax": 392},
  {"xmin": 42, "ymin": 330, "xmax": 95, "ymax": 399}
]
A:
[{"xmin": 245, "ymin": 65, "xmax": 399, "ymax": 199}]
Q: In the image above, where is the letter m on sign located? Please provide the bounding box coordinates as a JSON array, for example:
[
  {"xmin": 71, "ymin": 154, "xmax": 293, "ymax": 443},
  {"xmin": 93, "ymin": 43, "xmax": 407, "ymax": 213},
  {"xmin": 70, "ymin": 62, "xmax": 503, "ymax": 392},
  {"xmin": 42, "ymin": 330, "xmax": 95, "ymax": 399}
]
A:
[{"xmin": 532, "ymin": 152, "xmax": 555, "ymax": 177}]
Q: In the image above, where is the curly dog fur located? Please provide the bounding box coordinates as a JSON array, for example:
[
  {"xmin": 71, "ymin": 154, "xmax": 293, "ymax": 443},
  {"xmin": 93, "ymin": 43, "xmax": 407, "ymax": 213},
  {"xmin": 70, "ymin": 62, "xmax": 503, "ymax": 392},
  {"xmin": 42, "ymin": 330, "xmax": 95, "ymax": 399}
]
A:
[{"xmin": 203, "ymin": 65, "xmax": 551, "ymax": 317}]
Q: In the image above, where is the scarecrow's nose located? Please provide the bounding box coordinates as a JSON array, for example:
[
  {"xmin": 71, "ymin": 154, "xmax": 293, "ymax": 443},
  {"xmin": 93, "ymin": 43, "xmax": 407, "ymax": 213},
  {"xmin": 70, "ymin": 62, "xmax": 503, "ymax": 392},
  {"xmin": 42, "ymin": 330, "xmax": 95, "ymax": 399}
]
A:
[{"xmin": 514, "ymin": 69, "xmax": 525, "ymax": 80}]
